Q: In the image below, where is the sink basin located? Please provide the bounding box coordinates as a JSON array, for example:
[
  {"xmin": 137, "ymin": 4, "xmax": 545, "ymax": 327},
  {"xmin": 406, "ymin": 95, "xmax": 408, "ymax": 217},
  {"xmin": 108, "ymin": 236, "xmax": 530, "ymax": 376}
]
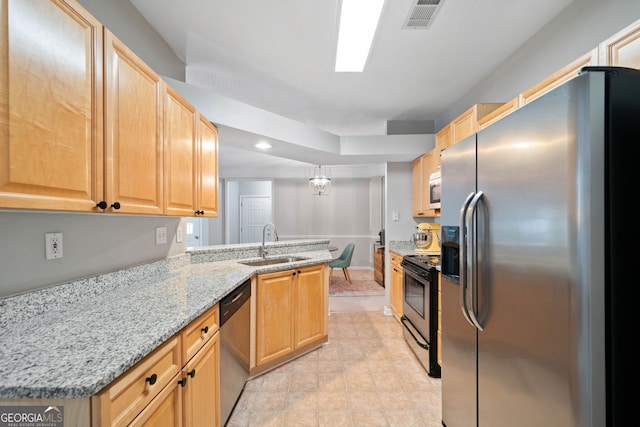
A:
[{"xmin": 239, "ymin": 256, "xmax": 309, "ymax": 267}]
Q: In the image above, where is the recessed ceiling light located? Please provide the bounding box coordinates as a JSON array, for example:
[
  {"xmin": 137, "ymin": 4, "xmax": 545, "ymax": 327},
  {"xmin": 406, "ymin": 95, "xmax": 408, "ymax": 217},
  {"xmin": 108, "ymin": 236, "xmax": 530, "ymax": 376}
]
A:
[
  {"xmin": 255, "ymin": 142, "xmax": 272, "ymax": 149},
  {"xmin": 335, "ymin": 0, "xmax": 386, "ymax": 72}
]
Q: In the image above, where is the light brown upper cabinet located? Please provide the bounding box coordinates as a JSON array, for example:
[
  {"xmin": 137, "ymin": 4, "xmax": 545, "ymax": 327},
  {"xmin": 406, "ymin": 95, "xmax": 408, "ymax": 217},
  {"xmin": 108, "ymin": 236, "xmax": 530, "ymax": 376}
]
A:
[
  {"xmin": 451, "ymin": 103, "xmax": 503, "ymax": 145},
  {"xmin": 599, "ymin": 19, "xmax": 640, "ymax": 68},
  {"xmin": 103, "ymin": 30, "xmax": 164, "ymax": 215},
  {"xmin": 164, "ymin": 87, "xmax": 219, "ymax": 217},
  {"xmin": 196, "ymin": 117, "xmax": 219, "ymax": 217},
  {"xmin": 0, "ymin": 0, "xmax": 104, "ymax": 212},
  {"xmin": 164, "ymin": 85, "xmax": 197, "ymax": 216},
  {"xmin": 519, "ymin": 48, "xmax": 598, "ymax": 106},
  {"xmin": 478, "ymin": 97, "xmax": 521, "ymax": 131},
  {"xmin": 412, "ymin": 150, "xmax": 438, "ymax": 218},
  {"xmin": 434, "ymin": 124, "xmax": 452, "ymax": 171}
]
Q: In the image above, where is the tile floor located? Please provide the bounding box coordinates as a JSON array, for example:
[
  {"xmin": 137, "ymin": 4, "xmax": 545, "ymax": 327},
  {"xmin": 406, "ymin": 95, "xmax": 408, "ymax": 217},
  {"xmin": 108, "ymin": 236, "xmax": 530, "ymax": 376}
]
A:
[{"xmin": 226, "ymin": 295, "xmax": 442, "ymax": 426}]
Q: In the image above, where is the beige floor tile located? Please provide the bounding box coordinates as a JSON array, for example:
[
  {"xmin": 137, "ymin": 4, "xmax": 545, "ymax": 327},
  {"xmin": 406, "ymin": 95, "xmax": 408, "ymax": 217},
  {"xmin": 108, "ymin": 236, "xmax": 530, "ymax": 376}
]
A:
[
  {"xmin": 385, "ymin": 410, "xmax": 429, "ymax": 427},
  {"xmin": 318, "ymin": 411, "xmax": 354, "ymax": 426},
  {"xmin": 227, "ymin": 304, "xmax": 443, "ymax": 426},
  {"xmin": 318, "ymin": 389, "xmax": 351, "ymax": 411},
  {"xmin": 350, "ymin": 410, "xmax": 388, "ymax": 426},
  {"xmin": 290, "ymin": 372, "xmax": 318, "ymax": 391},
  {"xmin": 348, "ymin": 390, "xmax": 383, "ymax": 411},
  {"xmin": 253, "ymin": 390, "xmax": 288, "ymax": 411},
  {"xmin": 286, "ymin": 390, "xmax": 318, "ymax": 412},
  {"xmin": 283, "ymin": 410, "xmax": 318, "ymax": 426}
]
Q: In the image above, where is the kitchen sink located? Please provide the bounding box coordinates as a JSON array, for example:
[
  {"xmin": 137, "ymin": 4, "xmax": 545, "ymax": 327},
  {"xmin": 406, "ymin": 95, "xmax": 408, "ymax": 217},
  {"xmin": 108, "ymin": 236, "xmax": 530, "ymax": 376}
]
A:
[{"xmin": 239, "ymin": 256, "xmax": 309, "ymax": 267}]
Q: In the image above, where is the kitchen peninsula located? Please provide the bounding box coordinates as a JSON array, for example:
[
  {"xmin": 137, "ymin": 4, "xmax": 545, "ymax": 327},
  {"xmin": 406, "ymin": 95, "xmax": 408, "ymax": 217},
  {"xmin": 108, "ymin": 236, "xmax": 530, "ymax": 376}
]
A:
[{"xmin": 0, "ymin": 240, "xmax": 332, "ymax": 426}]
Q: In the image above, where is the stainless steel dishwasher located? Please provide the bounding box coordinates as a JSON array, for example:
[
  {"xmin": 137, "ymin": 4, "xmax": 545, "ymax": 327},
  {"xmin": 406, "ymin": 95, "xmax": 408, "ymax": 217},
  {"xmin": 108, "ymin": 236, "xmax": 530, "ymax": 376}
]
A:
[{"xmin": 219, "ymin": 278, "xmax": 251, "ymax": 425}]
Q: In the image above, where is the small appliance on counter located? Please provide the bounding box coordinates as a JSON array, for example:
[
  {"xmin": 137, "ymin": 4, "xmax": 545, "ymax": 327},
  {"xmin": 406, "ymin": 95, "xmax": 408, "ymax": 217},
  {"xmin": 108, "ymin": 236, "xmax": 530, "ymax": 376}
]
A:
[{"xmin": 412, "ymin": 222, "xmax": 441, "ymax": 255}]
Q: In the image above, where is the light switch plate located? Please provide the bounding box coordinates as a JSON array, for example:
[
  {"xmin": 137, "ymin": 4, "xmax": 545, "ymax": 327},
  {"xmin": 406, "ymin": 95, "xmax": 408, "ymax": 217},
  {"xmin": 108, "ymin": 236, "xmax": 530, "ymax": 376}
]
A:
[{"xmin": 176, "ymin": 226, "xmax": 183, "ymax": 243}]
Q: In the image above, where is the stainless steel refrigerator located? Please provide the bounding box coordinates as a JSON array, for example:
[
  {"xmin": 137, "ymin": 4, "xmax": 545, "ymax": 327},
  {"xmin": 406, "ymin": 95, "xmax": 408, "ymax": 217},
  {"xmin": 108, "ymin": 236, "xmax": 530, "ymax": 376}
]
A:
[{"xmin": 440, "ymin": 66, "xmax": 638, "ymax": 427}]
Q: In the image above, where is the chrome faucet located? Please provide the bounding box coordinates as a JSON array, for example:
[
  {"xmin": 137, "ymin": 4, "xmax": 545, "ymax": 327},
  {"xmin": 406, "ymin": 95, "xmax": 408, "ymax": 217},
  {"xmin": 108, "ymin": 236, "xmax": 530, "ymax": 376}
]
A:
[{"xmin": 260, "ymin": 223, "xmax": 278, "ymax": 258}]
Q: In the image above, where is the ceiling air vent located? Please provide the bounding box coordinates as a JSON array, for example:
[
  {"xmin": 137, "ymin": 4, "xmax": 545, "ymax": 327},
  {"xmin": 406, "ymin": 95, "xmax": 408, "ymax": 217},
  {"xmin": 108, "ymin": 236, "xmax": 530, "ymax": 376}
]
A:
[{"xmin": 402, "ymin": 0, "xmax": 445, "ymax": 30}]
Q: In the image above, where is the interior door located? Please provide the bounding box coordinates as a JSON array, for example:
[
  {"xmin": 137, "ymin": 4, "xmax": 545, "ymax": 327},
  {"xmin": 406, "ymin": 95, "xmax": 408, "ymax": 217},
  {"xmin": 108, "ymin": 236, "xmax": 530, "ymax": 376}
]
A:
[{"xmin": 240, "ymin": 196, "xmax": 272, "ymax": 243}]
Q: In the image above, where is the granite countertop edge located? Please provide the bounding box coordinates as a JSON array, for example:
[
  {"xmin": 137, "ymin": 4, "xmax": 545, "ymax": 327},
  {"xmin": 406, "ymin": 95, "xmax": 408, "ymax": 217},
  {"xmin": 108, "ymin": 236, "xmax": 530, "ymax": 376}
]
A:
[{"xmin": 0, "ymin": 239, "xmax": 332, "ymax": 400}]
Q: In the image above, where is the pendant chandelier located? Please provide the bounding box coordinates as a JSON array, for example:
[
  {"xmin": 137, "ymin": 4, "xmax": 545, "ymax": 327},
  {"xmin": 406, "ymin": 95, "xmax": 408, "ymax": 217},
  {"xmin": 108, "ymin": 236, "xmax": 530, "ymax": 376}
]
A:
[{"xmin": 309, "ymin": 165, "xmax": 331, "ymax": 196}]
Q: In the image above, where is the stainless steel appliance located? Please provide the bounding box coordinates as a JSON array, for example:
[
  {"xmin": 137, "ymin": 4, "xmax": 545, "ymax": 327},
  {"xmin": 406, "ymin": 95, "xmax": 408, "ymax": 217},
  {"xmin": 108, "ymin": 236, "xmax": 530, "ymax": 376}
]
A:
[
  {"xmin": 220, "ymin": 279, "xmax": 251, "ymax": 425},
  {"xmin": 400, "ymin": 254, "xmax": 441, "ymax": 377},
  {"xmin": 440, "ymin": 66, "xmax": 638, "ymax": 426},
  {"xmin": 428, "ymin": 170, "xmax": 441, "ymax": 209}
]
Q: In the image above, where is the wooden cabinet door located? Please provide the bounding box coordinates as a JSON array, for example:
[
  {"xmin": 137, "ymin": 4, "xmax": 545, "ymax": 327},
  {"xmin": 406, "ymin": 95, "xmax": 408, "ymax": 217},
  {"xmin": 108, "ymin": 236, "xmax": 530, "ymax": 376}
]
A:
[
  {"xmin": 104, "ymin": 30, "xmax": 163, "ymax": 214},
  {"xmin": 182, "ymin": 333, "xmax": 220, "ymax": 427},
  {"xmin": 164, "ymin": 86, "xmax": 197, "ymax": 216},
  {"xmin": 256, "ymin": 270, "xmax": 295, "ymax": 366},
  {"xmin": 0, "ymin": 0, "xmax": 103, "ymax": 211},
  {"xmin": 294, "ymin": 265, "xmax": 325, "ymax": 348},
  {"xmin": 197, "ymin": 116, "xmax": 219, "ymax": 217},
  {"xmin": 519, "ymin": 49, "xmax": 597, "ymax": 106},
  {"xmin": 434, "ymin": 124, "xmax": 451, "ymax": 170},
  {"xmin": 412, "ymin": 151, "xmax": 438, "ymax": 217},
  {"xmin": 390, "ymin": 253, "xmax": 403, "ymax": 318},
  {"xmin": 599, "ymin": 19, "xmax": 640, "ymax": 68},
  {"xmin": 129, "ymin": 375, "xmax": 182, "ymax": 427},
  {"xmin": 411, "ymin": 156, "xmax": 423, "ymax": 216}
]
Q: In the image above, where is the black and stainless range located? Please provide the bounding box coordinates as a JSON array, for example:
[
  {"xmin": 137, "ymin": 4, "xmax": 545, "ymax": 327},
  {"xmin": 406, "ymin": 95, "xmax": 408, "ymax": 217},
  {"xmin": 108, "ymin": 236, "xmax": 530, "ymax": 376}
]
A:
[{"xmin": 401, "ymin": 254, "xmax": 441, "ymax": 378}]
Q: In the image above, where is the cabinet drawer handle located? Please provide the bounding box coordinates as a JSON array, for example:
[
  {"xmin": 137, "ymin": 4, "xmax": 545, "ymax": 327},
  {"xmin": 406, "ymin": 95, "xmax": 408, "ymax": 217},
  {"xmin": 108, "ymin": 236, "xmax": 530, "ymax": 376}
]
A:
[
  {"xmin": 110, "ymin": 202, "xmax": 121, "ymax": 210},
  {"xmin": 178, "ymin": 378, "xmax": 187, "ymax": 387},
  {"xmin": 187, "ymin": 369, "xmax": 196, "ymax": 378},
  {"xmin": 145, "ymin": 373, "xmax": 157, "ymax": 385},
  {"xmin": 201, "ymin": 326, "xmax": 209, "ymax": 334}
]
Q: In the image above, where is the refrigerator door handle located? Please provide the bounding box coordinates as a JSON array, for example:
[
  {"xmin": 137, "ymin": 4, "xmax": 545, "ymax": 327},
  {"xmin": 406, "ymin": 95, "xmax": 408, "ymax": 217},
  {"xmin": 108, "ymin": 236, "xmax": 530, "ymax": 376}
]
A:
[
  {"xmin": 465, "ymin": 191, "xmax": 484, "ymax": 331},
  {"xmin": 459, "ymin": 192, "xmax": 476, "ymax": 327}
]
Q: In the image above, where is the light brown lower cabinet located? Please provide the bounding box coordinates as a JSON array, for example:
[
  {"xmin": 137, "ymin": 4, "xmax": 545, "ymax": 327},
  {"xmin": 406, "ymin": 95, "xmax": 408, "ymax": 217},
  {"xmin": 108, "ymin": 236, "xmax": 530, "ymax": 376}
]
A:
[
  {"xmin": 252, "ymin": 264, "xmax": 328, "ymax": 375},
  {"xmin": 92, "ymin": 303, "xmax": 220, "ymax": 426},
  {"xmin": 390, "ymin": 252, "xmax": 403, "ymax": 319}
]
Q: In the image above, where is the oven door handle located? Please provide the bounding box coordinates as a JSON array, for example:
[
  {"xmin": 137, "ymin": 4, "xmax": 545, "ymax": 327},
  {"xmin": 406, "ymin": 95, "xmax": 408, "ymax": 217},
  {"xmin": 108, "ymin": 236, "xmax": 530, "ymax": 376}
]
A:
[{"xmin": 400, "ymin": 315, "xmax": 429, "ymax": 350}]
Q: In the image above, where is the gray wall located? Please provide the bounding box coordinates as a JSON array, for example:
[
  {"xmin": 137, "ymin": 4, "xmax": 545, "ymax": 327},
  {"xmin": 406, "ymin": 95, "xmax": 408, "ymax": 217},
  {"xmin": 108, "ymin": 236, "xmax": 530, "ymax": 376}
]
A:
[
  {"xmin": 76, "ymin": 0, "xmax": 185, "ymax": 81},
  {"xmin": 437, "ymin": 0, "xmax": 640, "ymax": 128},
  {"xmin": 273, "ymin": 177, "xmax": 383, "ymax": 269},
  {"xmin": 0, "ymin": 211, "xmax": 185, "ymax": 298}
]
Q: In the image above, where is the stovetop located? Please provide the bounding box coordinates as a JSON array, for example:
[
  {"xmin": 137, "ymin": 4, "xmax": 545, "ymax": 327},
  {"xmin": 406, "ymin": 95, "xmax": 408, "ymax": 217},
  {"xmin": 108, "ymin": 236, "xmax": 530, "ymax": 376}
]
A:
[{"xmin": 402, "ymin": 254, "xmax": 441, "ymax": 270}]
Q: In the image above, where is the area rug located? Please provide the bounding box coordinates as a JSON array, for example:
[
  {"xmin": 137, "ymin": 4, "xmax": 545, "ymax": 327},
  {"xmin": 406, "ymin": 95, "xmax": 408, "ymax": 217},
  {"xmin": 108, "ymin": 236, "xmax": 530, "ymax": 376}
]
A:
[{"xmin": 329, "ymin": 269, "xmax": 385, "ymax": 296}]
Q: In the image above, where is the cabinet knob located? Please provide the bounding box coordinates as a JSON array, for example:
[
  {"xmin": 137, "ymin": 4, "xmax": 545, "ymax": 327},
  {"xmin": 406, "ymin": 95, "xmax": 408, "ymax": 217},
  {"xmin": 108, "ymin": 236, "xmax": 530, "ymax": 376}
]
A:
[
  {"xmin": 201, "ymin": 326, "xmax": 209, "ymax": 334},
  {"xmin": 110, "ymin": 202, "xmax": 121, "ymax": 210},
  {"xmin": 96, "ymin": 201, "xmax": 107, "ymax": 209},
  {"xmin": 292, "ymin": 272, "xmax": 296, "ymax": 276},
  {"xmin": 195, "ymin": 210, "xmax": 204, "ymax": 215},
  {"xmin": 187, "ymin": 369, "xmax": 196, "ymax": 378},
  {"xmin": 145, "ymin": 373, "xmax": 157, "ymax": 385},
  {"xmin": 178, "ymin": 378, "xmax": 187, "ymax": 387}
]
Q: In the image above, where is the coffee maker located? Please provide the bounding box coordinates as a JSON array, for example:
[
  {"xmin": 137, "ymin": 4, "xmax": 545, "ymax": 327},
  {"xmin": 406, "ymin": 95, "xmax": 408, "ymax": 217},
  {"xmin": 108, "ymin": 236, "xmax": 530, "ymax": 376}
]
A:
[{"xmin": 412, "ymin": 222, "xmax": 441, "ymax": 255}]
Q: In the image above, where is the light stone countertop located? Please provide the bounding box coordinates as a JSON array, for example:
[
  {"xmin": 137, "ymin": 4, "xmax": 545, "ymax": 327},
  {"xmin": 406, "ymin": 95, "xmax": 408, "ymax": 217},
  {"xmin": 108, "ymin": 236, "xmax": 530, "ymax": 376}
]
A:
[{"xmin": 0, "ymin": 240, "xmax": 331, "ymax": 400}]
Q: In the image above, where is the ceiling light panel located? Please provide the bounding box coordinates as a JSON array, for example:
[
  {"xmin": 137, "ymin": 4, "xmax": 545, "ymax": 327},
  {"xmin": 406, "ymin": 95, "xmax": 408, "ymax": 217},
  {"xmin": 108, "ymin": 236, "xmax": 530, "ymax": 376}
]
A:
[{"xmin": 335, "ymin": 0, "xmax": 386, "ymax": 72}]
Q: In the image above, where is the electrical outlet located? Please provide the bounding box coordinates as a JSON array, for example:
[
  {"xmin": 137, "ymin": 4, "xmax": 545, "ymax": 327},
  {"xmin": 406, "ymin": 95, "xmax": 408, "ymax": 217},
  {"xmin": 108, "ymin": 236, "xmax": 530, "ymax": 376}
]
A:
[
  {"xmin": 45, "ymin": 232, "xmax": 63, "ymax": 260},
  {"xmin": 156, "ymin": 227, "xmax": 167, "ymax": 245},
  {"xmin": 176, "ymin": 226, "xmax": 183, "ymax": 243}
]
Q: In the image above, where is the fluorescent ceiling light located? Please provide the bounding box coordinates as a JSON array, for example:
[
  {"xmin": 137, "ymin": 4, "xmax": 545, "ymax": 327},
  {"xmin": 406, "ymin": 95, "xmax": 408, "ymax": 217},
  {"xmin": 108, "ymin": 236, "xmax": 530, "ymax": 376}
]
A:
[
  {"xmin": 335, "ymin": 0, "xmax": 386, "ymax": 72},
  {"xmin": 255, "ymin": 141, "xmax": 272, "ymax": 149}
]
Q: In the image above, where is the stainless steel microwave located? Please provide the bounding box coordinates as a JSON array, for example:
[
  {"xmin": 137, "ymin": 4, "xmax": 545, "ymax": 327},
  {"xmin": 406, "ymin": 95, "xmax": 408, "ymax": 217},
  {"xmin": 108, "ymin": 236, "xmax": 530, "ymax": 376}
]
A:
[{"xmin": 429, "ymin": 170, "xmax": 441, "ymax": 209}]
